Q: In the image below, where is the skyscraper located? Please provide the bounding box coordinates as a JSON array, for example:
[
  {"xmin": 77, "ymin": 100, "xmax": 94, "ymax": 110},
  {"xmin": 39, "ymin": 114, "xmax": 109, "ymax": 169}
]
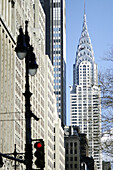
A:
[
  {"xmin": 40, "ymin": 0, "xmax": 66, "ymax": 126},
  {"xmin": 70, "ymin": 4, "xmax": 102, "ymax": 170},
  {"xmin": 53, "ymin": 0, "xmax": 66, "ymax": 127}
]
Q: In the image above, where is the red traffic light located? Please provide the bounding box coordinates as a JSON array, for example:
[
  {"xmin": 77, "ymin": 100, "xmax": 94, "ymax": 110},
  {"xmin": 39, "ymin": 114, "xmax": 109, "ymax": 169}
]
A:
[
  {"xmin": 34, "ymin": 140, "xmax": 45, "ymax": 168},
  {"xmin": 34, "ymin": 141, "xmax": 43, "ymax": 149},
  {"xmin": 37, "ymin": 142, "xmax": 42, "ymax": 148}
]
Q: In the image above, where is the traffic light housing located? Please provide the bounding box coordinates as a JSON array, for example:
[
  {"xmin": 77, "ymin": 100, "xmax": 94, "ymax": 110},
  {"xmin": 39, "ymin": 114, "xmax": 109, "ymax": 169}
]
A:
[
  {"xmin": 0, "ymin": 156, "xmax": 3, "ymax": 168},
  {"xmin": 34, "ymin": 139, "xmax": 45, "ymax": 168}
]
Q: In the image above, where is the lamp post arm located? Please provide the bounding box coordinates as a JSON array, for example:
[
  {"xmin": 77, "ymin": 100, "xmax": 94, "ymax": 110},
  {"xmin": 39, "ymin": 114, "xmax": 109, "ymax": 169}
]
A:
[{"xmin": 0, "ymin": 153, "xmax": 25, "ymax": 164}]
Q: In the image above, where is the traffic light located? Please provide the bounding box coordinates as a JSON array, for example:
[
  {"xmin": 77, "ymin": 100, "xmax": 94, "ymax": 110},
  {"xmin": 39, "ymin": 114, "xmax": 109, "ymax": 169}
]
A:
[
  {"xmin": 0, "ymin": 156, "xmax": 3, "ymax": 168},
  {"xmin": 34, "ymin": 139, "xmax": 45, "ymax": 168}
]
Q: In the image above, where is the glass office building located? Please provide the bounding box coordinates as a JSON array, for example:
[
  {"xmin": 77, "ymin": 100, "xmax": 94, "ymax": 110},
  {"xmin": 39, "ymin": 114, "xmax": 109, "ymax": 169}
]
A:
[{"xmin": 40, "ymin": 0, "xmax": 66, "ymax": 126}]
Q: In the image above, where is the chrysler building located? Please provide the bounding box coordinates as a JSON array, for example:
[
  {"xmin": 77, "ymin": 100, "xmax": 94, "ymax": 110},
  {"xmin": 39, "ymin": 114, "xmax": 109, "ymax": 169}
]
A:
[{"xmin": 70, "ymin": 2, "xmax": 102, "ymax": 169}]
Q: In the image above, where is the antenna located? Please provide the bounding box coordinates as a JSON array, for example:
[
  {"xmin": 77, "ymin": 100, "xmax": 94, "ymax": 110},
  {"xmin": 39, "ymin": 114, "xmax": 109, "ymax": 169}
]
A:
[{"xmin": 84, "ymin": 0, "xmax": 86, "ymax": 15}]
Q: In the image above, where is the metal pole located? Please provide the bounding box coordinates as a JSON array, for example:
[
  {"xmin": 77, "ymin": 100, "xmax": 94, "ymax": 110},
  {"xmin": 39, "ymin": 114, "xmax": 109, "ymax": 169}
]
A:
[
  {"xmin": 14, "ymin": 144, "xmax": 17, "ymax": 170},
  {"xmin": 24, "ymin": 21, "xmax": 32, "ymax": 170}
]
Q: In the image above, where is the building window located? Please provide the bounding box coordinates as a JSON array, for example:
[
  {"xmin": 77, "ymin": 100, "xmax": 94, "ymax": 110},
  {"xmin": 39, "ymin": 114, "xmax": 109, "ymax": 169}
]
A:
[
  {"xmin": 74, "ymin": 142, "xmax": 77, "ymax": 147},
  {"xmin": 66, "ymin": 143, "xmax": 68, "ymax": 148},
  {"xmin": 66, "ymin": 149, "xmax": 68, "ymax": 154},
  {"xmin": 53, "ymin": 2, "xmax": 60, "ymax": 8},
  {"xmin": 75, "ymin": 150, "xmax": 77, "ymax": 154},
  {"xmin": 66, "ymin": 164, "xmax": 68, "ymax": 168},
  {"xmin": 70, "ymin": 157, "xmax": 73, "ymax": 161},
  {"xmin": 75, "ymin": 164, "xmax": 77, "ymax": 168},
  {"xmin": 70, "ymin": 164, "xmax": 73, "ymax": 168},
  {"xmin": 70, "ymin": 149, "xmax": 73, "ymax": 154},
  {"xmin": 66, "ymin": 157, "xmax": 68, "ymax": 161},
  {"xmin": 75, "ymin": 157, "xmax": 77, "ymax": 161},
  {"xmin": 70, "ymin": 142, "xmax": 73, "ymax": 147}
]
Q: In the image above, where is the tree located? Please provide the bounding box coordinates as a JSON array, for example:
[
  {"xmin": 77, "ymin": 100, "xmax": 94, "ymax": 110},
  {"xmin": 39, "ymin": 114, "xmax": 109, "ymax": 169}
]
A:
[{"xmin": 98, "ymin": 46, "xmax": 113, "ymax": 159}]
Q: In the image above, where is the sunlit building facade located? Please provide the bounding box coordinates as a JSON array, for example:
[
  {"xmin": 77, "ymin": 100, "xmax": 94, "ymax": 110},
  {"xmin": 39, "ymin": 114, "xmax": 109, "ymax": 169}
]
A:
[
  {"xmin": 0, "ymin": 0, "xmax": 45, "ymax": 169},
  {"xmin": 44, "ymin": 54, "xmax": 65, "ymax": 170},
  {"xmin": 0, "ymin": 0, "xmax": 65, "ymax": 169}
]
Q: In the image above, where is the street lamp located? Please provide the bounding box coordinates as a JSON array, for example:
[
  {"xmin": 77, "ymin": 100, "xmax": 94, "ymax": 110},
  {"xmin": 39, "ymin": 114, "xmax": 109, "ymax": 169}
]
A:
[
  {"xmin": 15, "ymin": 20, "xmax": 38, "ymax": 170},
  {"xmin": 15, "ymin": 27, "xmax": 27, "ymax": 60}
]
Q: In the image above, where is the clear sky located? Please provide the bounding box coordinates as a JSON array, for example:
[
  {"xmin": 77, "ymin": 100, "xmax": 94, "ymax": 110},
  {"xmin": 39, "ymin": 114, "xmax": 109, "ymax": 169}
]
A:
[{"xmin": 66, "ymin": 0, "xmax": 113, "ymax": 125}]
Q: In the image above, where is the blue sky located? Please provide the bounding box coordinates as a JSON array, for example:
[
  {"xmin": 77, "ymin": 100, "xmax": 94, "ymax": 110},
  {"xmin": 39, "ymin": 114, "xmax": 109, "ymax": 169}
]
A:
[{"xmin": 66, "ymin": 0, "xmax": 113, "ymax": 125}]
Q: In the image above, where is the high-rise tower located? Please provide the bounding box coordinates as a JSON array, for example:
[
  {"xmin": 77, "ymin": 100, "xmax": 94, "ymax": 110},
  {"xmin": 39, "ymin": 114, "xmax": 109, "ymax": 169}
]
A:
[
  {"xmin": 40, "ymin": 0, "xmax": 66, "ymax": 126},
  {"xmin": 70, "ymin": 2, "xmax": 102, "ymax": 169},
  {"xmin": 53, "ymin": 0, "xmax": 66, "ymax": 126}
]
